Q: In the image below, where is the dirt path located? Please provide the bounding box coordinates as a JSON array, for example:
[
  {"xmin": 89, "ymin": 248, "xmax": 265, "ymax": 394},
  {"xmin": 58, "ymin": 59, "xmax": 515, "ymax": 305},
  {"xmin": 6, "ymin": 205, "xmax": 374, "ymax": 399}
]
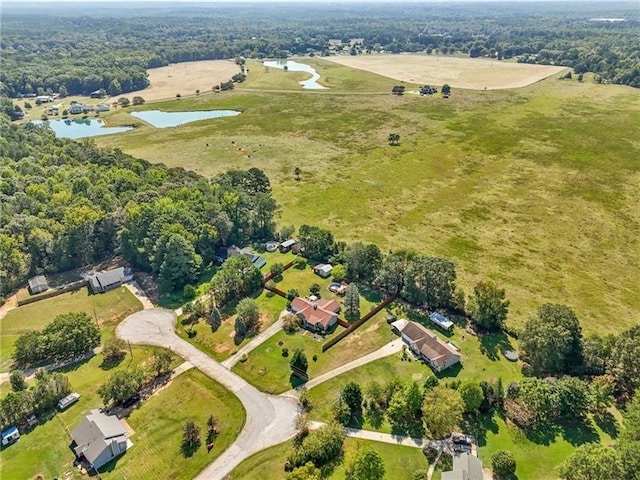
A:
[
  {"xmin": 116, "ymin": 309, "xmax": 298, "ymax": 480},
  {"xmin": 0, "ymin": 294, "xmax": 18, "ymax": 321}
]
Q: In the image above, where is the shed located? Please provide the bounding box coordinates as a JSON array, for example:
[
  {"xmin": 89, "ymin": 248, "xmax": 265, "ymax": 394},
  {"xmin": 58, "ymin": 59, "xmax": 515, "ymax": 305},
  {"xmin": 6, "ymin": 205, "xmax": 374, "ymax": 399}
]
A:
[
  {"xmin": 1, "ymin": 426, "xmax": 20, "ymax": 446},
  {"xmin": 279, "ymin": 239, "xmax": 296, "ymax": 252},
  {"xmin": 429, "ymin": 312, "xmax": 454, "ymax": 331},
  {"xmin": 28, "ymin": 275, "xmax": 49, "ymax": 294},
  {"xmin": 313, "ymin": 264, "xmax": 333, "ymax": 278}
]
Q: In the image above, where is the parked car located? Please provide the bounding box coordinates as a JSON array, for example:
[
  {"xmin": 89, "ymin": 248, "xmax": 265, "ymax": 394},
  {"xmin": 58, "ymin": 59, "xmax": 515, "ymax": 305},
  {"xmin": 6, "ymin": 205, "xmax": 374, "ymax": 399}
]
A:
[{"xmin": 386, "ymin": 315, "xmax": 397, "ymax": 324}]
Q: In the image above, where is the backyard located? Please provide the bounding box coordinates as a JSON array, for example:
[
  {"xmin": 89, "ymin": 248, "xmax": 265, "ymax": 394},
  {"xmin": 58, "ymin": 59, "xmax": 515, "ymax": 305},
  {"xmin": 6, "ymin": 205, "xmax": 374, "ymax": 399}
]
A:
[
  {"xmin": 0, "ymin": 343, "xmax": 179, "ymax": 479},
  {"xmin": 0, "ymin": 286, "xmax": 142, "ymax": 371}
]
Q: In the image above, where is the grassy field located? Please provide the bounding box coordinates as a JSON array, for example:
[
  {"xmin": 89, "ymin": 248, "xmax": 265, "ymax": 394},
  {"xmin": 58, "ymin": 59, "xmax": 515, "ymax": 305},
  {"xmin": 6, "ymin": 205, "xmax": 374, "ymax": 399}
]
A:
[
  {"xmin": 227, "ymin": 437, "xmax": 428, "ymax": 480},
  {"xmin": 95, "ymin": 65, "xmax": 640, "ymax": 335},
  {"xmin": 177, "ymin": 290, "xmax": 288, "ymax": 361},
  {"xmin": 325, "ymin": 54, "xmax": 566, "ymax": 90},
  {"xmin": 100, "ymin": 369, "xmax": 245, "ymax": 480},
  {"xmin": 0, "ymin": 287, "xmax": 142, "ymax": 371},
  {"xmin": 232, "ymin": 309, "xmax": 397, "ymax": 394},
  {"xmin": 0, "ymin": 344, "xmax": 176, "ymax": 480}
]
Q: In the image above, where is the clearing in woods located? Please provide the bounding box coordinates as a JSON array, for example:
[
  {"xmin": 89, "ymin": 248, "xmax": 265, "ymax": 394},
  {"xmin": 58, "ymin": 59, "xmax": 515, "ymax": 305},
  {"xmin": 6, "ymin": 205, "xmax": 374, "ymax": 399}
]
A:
[
  {"xmin": 325, "ymin": 54, "xmax": 567, "ymax": 90},
  {"xmin": 107, "ymin": 59, "xmax": 241, "ymax": 103}
]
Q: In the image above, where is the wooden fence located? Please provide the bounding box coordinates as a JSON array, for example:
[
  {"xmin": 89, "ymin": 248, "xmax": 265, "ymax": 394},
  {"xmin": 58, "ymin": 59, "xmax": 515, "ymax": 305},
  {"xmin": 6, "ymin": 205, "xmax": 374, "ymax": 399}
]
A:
[
  {"xmin": 322, "ymin": 292, "xmax": 397, "ymax": 352},
  {"xmin": 17, "ymin": 279, "xmax": 88, "ymax": 306}
]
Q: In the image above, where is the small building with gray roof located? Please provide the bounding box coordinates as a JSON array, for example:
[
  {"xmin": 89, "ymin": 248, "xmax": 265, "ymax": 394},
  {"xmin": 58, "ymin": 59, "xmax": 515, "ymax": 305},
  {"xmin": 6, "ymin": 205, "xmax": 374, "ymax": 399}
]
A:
[{"xmin": 441, "ymin": 452, "xmax": 484, "ymax": 480}]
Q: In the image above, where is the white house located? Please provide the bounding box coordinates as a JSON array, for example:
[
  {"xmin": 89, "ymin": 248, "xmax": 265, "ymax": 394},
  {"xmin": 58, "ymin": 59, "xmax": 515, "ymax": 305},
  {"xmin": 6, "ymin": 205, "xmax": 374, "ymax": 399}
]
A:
[
  {"xmin": 71, "ymin": 410, "xmax": 131, "ymax": 470},
  {"xmin": 69, "ymin": 103, "xmax": 84, "ymax": 114}
]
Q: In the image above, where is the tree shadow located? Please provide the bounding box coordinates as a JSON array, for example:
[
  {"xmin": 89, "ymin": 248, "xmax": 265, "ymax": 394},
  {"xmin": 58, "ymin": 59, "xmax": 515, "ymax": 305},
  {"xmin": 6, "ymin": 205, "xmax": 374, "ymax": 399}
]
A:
[
  {"xmin": 524, "ymin": 422, "xmax": 560, "ymax": 446},
  {"xmin": 181, "ymin": 439, "xmax": 201, "ymax": 458},
  {"xmin": 593, "ymin": 411, "xmax": 619, "ymax": 439},
  {"xmin": 478, "ymin": 331, "xmax": 514, "ymax": 361},
  {"xmin": 389, "ymin": 416, "xmax": 425, "ymax": 438},
  {"xmin": 290, "ymin": 373, "xmax": 308, "ymax": 389},
  {"xmin": 435, "ymin": 362, "xmax": 462, "ymax": 380},
  {"xmin": 560, "ymin": 419, "xmax": 600, "ymax": 446},
  {"xmin": 359, "ymin": 285, "xmax": 383, "ymax": 303},
  {"xmin": 464, "ymin": 411, "xmax": 500, "ymax": 448}
]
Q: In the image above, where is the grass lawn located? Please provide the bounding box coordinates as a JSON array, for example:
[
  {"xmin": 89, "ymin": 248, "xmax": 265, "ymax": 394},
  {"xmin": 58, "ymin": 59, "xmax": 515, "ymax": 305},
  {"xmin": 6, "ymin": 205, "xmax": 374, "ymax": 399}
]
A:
[
  {"xmin": 99, "ymin": 369, "xmax": 245, "ymax": 480},
  {"xmin": 95, "ymin": 69, "xmax": 640, "ymax": 336},
  {"xmin": 177, "ymin": 290, "xmax": 288, "ymax": 361},
  {"xmin": 475, "ymin": 409, "xmax": 622, "ymax": 480},
  {"xmin": 0, "ymin": 287, "xmax": 142, "ymax": 371},
  {"xmin": 227, "ymin": 437, "xmax": 428, "ymax": 480},
  {"xmin": 0, "ymin": 344, "xmax": 175, "ymax": 480},
  {"xmin": 232, "ymin": 309, "xmax": 396, "ymax": 394}
]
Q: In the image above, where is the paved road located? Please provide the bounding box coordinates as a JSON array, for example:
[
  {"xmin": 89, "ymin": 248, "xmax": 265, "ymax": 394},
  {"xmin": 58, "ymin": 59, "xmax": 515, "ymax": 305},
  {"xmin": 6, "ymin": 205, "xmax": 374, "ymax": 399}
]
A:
[
  {"xmin": 285, "ymin": 339, "xmax": 403, "ymax": 395},
  {"xmin": 117, "ymin": 309, "xmax": 298, "ymax": 480},
  {"xmin": 221, "ymin": 312, "xmax": 286, "ymax": 369}
]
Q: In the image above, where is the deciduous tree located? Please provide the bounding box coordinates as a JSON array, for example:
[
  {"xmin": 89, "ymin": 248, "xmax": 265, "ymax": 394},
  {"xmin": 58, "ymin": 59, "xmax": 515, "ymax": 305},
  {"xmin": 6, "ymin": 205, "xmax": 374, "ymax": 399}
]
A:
[{"xmin": 468, "ymin": 281, "xmax": 509, "ymax": 331}]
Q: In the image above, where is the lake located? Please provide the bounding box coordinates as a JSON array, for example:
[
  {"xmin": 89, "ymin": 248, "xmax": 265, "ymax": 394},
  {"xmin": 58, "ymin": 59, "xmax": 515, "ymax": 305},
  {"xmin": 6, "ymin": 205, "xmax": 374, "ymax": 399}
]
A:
[
  {"xmin": 130, "ymin": 109, "xmax": 241, "ymax": 128},
  {"xmin": 32, "ymin": 118, "xmax": 133, "ymax": 139},
  {"xmin": 263, "ymin": 60, "xmax": 328, "ymax": 89}
]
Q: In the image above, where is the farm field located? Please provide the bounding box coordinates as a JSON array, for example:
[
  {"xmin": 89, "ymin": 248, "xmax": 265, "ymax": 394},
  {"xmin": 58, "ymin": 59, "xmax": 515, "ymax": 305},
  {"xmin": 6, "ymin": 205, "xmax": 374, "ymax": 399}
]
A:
[
  {"xmin": 228, "ymin": 437, "xmax": 429, "ymax": 480},
  {"xmin": 95, "ymin": 66, "xmax": 640, "ymax": 335},
  {"xmin": 0, "ymin": 287, "xmax": 142, "ymax": 371},
  {"xmin": 325, "ymin": 54, "xmax": 566, "ymax": 90},
  {"xmin": 106, "ymin": 59, "xmax": 242, "ymax": 103}
]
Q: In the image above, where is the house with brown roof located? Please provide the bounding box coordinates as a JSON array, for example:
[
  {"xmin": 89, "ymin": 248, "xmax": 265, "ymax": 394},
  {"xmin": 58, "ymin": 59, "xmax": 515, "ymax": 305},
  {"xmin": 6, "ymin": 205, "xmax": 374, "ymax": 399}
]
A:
[
  {"xmin": 396, "ymin": 321, "xmax": 461, "ymax": 372},
  {"xmin": 290, "ymin": 296, "xmax": 341, "ymax": 332}
]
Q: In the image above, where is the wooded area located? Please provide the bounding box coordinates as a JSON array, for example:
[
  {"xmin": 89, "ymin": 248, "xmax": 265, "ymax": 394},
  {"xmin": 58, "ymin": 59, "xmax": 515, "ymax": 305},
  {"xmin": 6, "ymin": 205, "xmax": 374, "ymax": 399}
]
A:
[
  {"xmin": 0, "ymin": 106, "xmax": 277, "ymax": 299},
  {"xmin": 0, "ymin": 2, "xmax": 638, "ymax": 97}
]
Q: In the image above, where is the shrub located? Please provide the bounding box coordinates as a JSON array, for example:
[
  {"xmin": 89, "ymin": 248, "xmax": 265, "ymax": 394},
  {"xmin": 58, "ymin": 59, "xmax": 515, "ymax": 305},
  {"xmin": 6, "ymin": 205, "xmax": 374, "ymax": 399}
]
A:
[
  {"xmin": 286, "ymin": 289, "xmax": 299, "ymax": 301},
  {"xmin": 492, "ymin": 450, "xmax": 516, "ymax": 478},
  {"xmin": 283, "ymin": 313, "xmax": 301, "ymax": 333},
  {"xmin": 282, "ymin": 347, "xmax": 289, "ymax": 357},
  {"xmin": 183, "ymin": 284, "xmax": 197, "ymax": 300}
]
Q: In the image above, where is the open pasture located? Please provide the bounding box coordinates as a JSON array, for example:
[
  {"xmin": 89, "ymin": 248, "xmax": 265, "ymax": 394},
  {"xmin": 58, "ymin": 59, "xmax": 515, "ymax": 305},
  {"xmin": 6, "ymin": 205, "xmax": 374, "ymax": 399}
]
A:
[
  {"xmin": 325, "ymin": 54, "xmax": 566, "ymax": 90},
  {"xmin": 107, "ymin": 59, "xmax": 241, "ymax": 103},
  {"xmin": 95, "ymin": 71, "xmax": 640, "ymax": 335}
]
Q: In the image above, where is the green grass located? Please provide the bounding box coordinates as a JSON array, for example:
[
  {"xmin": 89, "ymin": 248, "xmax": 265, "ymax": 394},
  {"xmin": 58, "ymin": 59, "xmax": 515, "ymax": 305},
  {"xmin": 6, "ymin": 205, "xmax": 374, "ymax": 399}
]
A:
[
  {"xmin": 0, "ymin": 344, "xmax": 175, "ymax": 480},
  {"xmin": 232, "ymin": 309, "xmax": 396, "ymax": 394},
  {"xmin": 95, "ymin": 70, "xmax": 640, "ymax": 336},
  {"xmin": 99, "ymin": 369, "xmax": 245, "ymax": 480},
  {"xmin": 475, "ymin": 410, "xmax": 622, "ymax": 480},
  {"xmin": 227, "ymin": 437, "xmax": 428, "ymax": 480},
  {"xmin": 0, "ymin": 287, "xmax": 143, "ymax": 371},
  {"xmin": 177, "ymin": 290, "xmax": 288, "ymax": 361}
]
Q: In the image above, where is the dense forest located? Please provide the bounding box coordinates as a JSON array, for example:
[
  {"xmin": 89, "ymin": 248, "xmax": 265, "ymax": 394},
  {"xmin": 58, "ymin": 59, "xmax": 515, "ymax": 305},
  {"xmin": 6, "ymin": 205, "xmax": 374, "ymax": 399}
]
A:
[
  {"xmin": 0, "ymin": 103, "xmax": 277, "ymax": 299},
  {"xmin": 0, "ymin": 2, "xmax": 638, "ymax": 97}
]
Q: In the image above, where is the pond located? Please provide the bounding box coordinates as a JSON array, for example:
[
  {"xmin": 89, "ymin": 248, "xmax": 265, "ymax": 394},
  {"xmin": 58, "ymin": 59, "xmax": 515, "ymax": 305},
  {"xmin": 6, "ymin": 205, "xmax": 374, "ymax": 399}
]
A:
[
  {"xmin": 31, "ymin": 118, "xmax": 133, "ymax": 139},
  {"xmin": 263, "ymin": 60, "xmax": 328, "ymax": 90},
  {"xmin": 130, "ymin": 109, "xmax": 241, "ymax": 128}
]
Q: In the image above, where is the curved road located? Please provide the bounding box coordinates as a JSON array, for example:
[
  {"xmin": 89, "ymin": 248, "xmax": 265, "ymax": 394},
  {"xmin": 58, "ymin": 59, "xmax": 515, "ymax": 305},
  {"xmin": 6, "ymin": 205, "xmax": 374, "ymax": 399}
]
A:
[{"xmin": 117, "ymin": 309, "xmax": 298, "ymax": 480}]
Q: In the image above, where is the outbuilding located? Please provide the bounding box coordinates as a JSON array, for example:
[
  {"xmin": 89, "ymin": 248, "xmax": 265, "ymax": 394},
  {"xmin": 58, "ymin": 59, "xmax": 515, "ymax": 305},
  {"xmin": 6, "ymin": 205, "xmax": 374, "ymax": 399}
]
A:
[
  {"xmin": 28, "ymin": 275, "xmax": 49, "ymax": 294},
  {"xmin": 313, "ymin": 263, "xmax": 333, "ymax": 278},
  {"xmin": 1, "ymin": 426, "xmax": 20, "ymax": 446},
  {"xmin": 279, "ymin": 239, "xmax": 296, "ymax": 252},
  {"xmin": 71, "ymin": 409, "xmax": 131, "ymax": 470}
]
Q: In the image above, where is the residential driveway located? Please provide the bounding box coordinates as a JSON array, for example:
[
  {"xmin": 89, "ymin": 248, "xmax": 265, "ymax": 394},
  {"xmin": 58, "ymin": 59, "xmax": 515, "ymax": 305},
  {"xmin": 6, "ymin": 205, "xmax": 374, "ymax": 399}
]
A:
[
  {"xmin": 117, "ymin": 309, "xmax": 298, "ymax": 480},
  {"xmin": 124, "ymin": 281, "xmax": 154, "ymax": 310},
  {"xmin": 221, "ymin": 311, "xmax": 286, "ymax": 369},
  {"xmin": 285, "ymin": 339, "xmax": 404, "ymax": 395}
]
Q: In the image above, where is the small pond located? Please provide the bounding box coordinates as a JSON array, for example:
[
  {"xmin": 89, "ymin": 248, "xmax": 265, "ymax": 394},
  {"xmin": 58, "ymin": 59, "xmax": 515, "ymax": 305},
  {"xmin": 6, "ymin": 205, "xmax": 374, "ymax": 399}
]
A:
[
  {"xmin": 130, "ymin": 109, "xmax": 241, "ymax": 128},
  {"xmin": 263, "ymin": 60, "xmax": 328, "ymax": 90},
  {"xmin": 31, "ymin": 118, "xmax": 133, "ymax": 139}
]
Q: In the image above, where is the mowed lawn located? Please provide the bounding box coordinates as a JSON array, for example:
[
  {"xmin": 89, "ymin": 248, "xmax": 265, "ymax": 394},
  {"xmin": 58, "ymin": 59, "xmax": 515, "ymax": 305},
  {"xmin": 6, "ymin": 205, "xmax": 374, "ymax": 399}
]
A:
[
  {"xmin": 0, "ymin": 344, "xmax": 176, "ymax": 480},
  {"xmin": 94, "ymin": 68, "xmax": 640, "ymax": 336},
  {"xmin": 232, "ymin": 310, "xmax": 396, "ymax": 394},
  {"xmin": 228, "ymin": 437, "xmax": 428, "ymax": 480},
  {"xmin": 100, "ymin": 369, "xmax": 245, "ymax": 480},
  {"xmin": 0, "ymin": 287, "xmax": 142, "ymax": 371}
]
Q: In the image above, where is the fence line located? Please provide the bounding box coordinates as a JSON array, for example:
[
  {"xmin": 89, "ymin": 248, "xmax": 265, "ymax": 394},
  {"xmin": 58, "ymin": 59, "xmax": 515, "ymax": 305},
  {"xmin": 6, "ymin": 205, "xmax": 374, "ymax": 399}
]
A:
[{"xmin": 17, "ymin": 279, "xmax": 88, "ymax": 306}]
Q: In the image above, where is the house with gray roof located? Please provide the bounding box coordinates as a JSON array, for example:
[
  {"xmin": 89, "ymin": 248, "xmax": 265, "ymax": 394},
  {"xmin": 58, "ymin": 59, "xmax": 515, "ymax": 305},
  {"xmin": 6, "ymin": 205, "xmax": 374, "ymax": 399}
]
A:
[
  {"xmin": 71, "ymin": 409, "xmax": 131, "ymax": 470},
  {"xmin": 442, "ymin": 452, "xmax": 484, "ymax": 480},
  {"xmin": 88, "ymin": 267, "xmax": 131, "ymax": 294}
]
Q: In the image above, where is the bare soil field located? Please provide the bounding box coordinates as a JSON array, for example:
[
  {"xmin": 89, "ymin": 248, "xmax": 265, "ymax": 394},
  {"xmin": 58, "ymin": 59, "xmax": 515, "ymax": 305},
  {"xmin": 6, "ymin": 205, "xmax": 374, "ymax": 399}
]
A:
[
  {"xmin": 325, "ymin": 54, "xmax": 566, "ymax": 90},
  {"xmin": 107, "ymin": 59, "xmax": 241, "ymax": 103}
]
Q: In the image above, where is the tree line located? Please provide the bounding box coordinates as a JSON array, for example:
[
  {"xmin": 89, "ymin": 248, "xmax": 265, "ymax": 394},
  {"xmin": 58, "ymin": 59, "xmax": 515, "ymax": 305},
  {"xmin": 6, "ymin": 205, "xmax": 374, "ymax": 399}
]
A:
[
  {"xmin": 1, "ymin": 2, "xmax": 638, "ymax": 98},
  {"xmin": 0, "ymin": 110, "xmax": 278, "ymax": 300}
]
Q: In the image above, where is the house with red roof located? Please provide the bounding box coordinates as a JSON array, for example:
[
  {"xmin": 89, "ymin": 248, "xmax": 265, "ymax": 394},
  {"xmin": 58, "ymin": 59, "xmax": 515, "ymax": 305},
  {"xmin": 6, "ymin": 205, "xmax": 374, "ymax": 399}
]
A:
[{"xmin": 290, "ymin": 296, "xmax": 341, "ymax": 332}]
